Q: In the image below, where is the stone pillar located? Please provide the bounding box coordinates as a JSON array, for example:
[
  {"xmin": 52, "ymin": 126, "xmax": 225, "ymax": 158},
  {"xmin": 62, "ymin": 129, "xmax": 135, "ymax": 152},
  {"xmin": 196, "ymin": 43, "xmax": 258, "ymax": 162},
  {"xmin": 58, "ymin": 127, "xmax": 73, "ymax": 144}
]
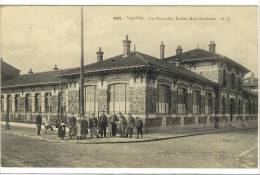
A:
[
  {"xmin": 67, "ymin": 90, "xmax": 79, "ymax": 115},
  {"xmin": 218, "ymin": 93, "xmax": 223, "ymax": 115},
  {"xmin": 129, "ymin": 80, "xmax": 146, "ymax": 115},
  {"xmin": 65, "ymin": 89, "xmax": 69, "ymax": 113},
  {"xmin": 18, "ymin": 93, "xmax": 25, "ymax": 113},
  {"xmin": 97, "ymin": 81, "xmax": 108, "ymax": 115},
  {"xmin": 212, "ymin": 94, "xmax": 216, "ymax": 115},
  {"xmin": 31, "ymin": 93, "xmax": 35, "ymax": 113},
  {"xmin": 200, "ymin": 91, "xmax": 205, "ymax": 115},
  {"xmin": 187, "ymin": 87, "xmax": 192, "ymax": 115},
  {"xmin": 226, "ymin": 95, "xmax": 230, "ymax": 122},
  {"xmin": 3, "ymin": 94, "xmax": 7, "ymax": 112},
  {"xmin": 11, "ymin": 94, "xmax": 15, "ymax": 112},
  {"xmin": 41, "ymin": 92, "xmax": 46, "ymax": 113},
  {"xmin": 242, "ymin": 99, "xmax": 246, "ymax": 120}
]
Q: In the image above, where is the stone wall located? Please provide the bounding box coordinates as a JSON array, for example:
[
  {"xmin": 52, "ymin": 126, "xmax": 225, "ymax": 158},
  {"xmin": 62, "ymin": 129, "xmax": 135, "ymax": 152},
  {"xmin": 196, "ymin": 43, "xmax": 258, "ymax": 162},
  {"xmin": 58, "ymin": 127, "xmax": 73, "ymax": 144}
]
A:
[
  {"xmin": 97, "ymin": 89, "xmax": 107, "ymax": 112},
  {"xmin": 67, "ymin": 90, "xmax": 79, "ymax": 115},
  {"xmin": 129, "ymin": 86, "xmax": 146, "ymax": 114}
]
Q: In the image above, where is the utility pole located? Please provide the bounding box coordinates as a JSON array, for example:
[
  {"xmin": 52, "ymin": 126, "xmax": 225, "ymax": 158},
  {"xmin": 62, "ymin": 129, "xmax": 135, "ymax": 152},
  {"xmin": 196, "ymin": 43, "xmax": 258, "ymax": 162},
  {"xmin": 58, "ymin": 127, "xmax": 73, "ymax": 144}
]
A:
[
  {"xmin": 79, "ymin": 6, "xmax": 85, "ymax": 119},
  {"xmin": 59, "ymin": 69, "xmax": 63, "ymax": 122},
  {"xmin": 76, "ymin": 6, "xmax": 85, "ymax": 139}
]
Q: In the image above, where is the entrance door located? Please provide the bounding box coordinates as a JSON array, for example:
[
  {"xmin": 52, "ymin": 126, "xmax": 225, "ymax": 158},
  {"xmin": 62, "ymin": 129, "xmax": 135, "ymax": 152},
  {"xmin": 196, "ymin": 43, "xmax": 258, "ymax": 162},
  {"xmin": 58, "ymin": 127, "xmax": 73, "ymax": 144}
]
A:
[{"xmin": 230, "ymin": 98, "xmax": 234, "ymax": 121}]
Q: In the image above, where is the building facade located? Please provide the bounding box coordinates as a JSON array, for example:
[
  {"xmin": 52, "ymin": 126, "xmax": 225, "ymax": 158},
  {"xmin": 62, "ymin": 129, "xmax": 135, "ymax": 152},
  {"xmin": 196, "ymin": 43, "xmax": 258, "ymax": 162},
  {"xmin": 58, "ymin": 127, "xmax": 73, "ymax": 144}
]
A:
[{"xmin": 0, "ymin": 36, "xmax": 258, "ymax": 131}]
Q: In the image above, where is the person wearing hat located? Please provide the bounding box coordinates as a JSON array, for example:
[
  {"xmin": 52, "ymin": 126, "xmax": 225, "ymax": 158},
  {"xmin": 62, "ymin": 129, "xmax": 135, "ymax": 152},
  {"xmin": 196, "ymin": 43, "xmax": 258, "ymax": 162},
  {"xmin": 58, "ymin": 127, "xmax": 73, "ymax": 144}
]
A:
[
  {"xmin": 98, "ymin": 110, "xmax": 108, "ymax": 138},
  {"xmin": 58, "ymin": 122, "xmax": 66, "ymax": 140},
  {"xmin": 126, "ymin": 113, "xmax": 135, "ymax": 138},
  {"xmin": 111, "ymin": 112, "xmax": 118, "ymax": 136},
  {"xmin": 135, "ymin": 116, "xmax": 143, "ymax": 139},
  {"xmin": 89, "ymin": 113, "xmax": 99, "ymax": 138},
  {"xmin": 35, "ymin": 112, "xmax": 42, "ymax": 136},
  {"xmin": 118, "ymin": 112, "xmax": 127, "ymax": 137},
  {"xmin": 81, "ymin": 116, "xmax": 88, "ymax": 140}
]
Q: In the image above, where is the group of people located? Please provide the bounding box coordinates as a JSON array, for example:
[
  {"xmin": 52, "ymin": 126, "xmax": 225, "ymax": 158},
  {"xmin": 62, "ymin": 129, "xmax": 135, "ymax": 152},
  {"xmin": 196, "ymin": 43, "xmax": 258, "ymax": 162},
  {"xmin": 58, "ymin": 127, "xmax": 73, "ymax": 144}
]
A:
[
  {"xmin": 68, "ymin": 111, "xmax": 144, "ymax": 140},
  {"xmin": 35, "ymin": 111, "xmax": 144, "ymax": 140}
]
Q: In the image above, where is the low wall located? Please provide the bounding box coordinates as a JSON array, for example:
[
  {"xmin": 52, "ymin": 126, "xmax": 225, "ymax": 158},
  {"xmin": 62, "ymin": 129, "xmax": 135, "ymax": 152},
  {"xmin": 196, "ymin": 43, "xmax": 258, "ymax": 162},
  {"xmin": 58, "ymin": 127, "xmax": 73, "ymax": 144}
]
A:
[
  {"xmin": 0, "ymin": 112, "xmax": 59, "ymax": 125},
  {"xmin": 143, "ymin": 114, "xmax": 258, "ymax": 133},
  {"xmin": 1, "ymin": 111, "xmax": 257, "ymax": 133}
]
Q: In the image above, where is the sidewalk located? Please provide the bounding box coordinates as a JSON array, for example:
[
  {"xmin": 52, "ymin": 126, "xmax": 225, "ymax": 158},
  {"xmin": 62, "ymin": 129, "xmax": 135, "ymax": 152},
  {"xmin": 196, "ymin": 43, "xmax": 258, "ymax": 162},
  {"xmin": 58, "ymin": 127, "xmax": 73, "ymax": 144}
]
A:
[{"xmin": 0, "ymin": 121, "xmax": 257, "ymax": 144}]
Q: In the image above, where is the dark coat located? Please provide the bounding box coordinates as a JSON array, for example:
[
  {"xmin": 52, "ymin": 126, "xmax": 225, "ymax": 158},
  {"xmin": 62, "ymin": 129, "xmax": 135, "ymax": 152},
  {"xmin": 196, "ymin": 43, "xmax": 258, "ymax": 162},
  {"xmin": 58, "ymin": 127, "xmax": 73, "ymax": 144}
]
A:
[
  {"xmin": 81, "ymin": 120, "xmax": 88, "ymax": 134},
  {"xmin": 35, "ymin": 115, "xmax": 42, "ymax": 125},
  {"xmin": 136, "ymin": 118, "xmax": 143, "ymax": 128},
  {"xmin": 111, "ymin": 115, "xmax": 118, "ymax": 123},
  {"xmin": 89, "ymin": 118, "xmax": 98, "ymax": 128},
  {"xmin": 99, "ymin": 114, "xmax": 107, "ymax": 127},
  {"xmin": 127, "ymin": 116, "xmax": 135, "ymax": 128}
]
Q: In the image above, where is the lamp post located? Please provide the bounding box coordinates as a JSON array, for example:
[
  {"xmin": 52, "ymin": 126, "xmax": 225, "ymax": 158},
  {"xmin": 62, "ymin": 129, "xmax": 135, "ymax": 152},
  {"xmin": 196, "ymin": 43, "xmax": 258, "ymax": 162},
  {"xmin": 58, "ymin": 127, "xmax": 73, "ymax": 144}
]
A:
[
  {"xmin": 6, "ymin": 96, "xmax": 10, "ymax": 130},
  {"xmin": 59, "ymin": 69, "xmax": 63, "ymax": 122}
]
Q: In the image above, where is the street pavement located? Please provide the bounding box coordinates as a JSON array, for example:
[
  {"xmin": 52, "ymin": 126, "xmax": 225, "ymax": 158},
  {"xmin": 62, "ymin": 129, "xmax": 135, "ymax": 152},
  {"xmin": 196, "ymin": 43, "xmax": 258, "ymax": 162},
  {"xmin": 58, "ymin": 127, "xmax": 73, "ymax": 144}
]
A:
[{"xmin": 1, "ymin": 124, "xmax": 258, "ymax": 168}]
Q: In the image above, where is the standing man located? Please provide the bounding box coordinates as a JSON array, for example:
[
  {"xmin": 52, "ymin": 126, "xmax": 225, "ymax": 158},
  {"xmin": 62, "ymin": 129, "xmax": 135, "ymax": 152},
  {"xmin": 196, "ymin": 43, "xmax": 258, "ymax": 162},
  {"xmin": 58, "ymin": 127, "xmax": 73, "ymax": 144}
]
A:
[
  {"xmin": 81, "ymin": 117, "xmax": 88, "ymax": 139},
  {"xmin": 126, "ymin": 113, "xmax": 135, "ymax": 138},
  {"xmin": 89, "ymin": 113, "xmax": 99, "ymax": 139},
  {"xmin": 118, "ymin": 113, "xmax": 127, "ymax": 137},
  {"xmin": 111, "ymin": 113, "xmax": 118, "ymax": 136},
  {"xmin": 135, "ymin": 117, "xmax": 143, "ymax": 139},
  {"xmin": 35, "ymin": 113, "xmax": 42, "ymax": 135},
  {"xmin": 99, "ymin": 110, "xmax": 108, "ymax": 138}
]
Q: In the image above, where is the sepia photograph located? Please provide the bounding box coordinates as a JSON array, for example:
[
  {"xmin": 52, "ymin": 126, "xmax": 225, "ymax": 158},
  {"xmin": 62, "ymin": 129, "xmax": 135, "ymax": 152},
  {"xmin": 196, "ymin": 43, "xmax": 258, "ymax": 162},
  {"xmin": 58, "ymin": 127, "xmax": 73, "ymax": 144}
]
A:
[{"xmin": 0, "ymin": 3, "xmax": 258, "ymax": 173}]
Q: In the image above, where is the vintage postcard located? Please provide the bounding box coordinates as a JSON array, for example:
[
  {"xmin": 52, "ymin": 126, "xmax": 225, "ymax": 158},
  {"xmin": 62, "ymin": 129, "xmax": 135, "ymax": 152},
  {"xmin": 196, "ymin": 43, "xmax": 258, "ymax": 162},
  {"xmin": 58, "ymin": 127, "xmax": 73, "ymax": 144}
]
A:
[{"xmin": 0, "ymin": 3, "xmax": 258, "ymax": 174}]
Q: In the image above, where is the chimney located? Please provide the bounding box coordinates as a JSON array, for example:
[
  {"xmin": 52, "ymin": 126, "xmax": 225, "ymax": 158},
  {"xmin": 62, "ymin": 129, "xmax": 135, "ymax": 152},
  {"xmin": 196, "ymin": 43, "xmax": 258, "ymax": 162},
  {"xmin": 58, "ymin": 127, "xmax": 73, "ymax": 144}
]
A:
[
  {"xmin": 160, "ymin": 41, "xmax": 165, "ymax": 59},
  {"xmin": 176, "ymin": 45, "xmax": 183, "ymax": 55},
  {"xmin": 96, "ymin": 47, "xmax": 104, "ymax": 62},
  {"xmin": 28, "ymin": 68, "xmax": 33, "ymax": 74},
  {"xmin": 53, "ymin": 64, "xmax": 59, "ymax": 70},
  {"xmin": 208, "ymin": 41, "xmax": 216, "ymax": 54},
  {"xmin": 122, "ymin": 35, "xmax": 131, "ymax": 57}
]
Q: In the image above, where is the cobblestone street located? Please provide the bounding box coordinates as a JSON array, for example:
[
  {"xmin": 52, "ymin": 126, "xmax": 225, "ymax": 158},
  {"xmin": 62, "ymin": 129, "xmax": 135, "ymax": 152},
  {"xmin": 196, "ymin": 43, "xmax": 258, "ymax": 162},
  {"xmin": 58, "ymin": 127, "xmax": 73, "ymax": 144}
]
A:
[{"xmin": 1, "ymin": 126, "xmax": 257, "ymax": 168}]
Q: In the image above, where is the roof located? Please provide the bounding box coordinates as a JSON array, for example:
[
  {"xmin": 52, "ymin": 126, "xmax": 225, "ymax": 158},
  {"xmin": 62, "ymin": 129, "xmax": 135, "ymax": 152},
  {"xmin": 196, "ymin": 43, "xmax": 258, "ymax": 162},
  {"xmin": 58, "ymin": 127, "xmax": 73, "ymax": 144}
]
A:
[
  {"xmin": 165, "ymin": 49, "xmax": 250, "ymax": 73},
  {"xmin": 243, "ymin": 75, "xmax": 258, "ymax": 87},
  {"xmin": 1, "ymin": 59, "xmax": 20, "ymax": 81},
  {"xmin": 243, "ymin": 88, "xmax": 258, "ymax": 96},
  {"xmin": 1, "ymin": 68, "xmax": 75, "ymax": 88},
  {"xmin": 63, "ymin": 51, "xmax": 217, "ymax": 86}
]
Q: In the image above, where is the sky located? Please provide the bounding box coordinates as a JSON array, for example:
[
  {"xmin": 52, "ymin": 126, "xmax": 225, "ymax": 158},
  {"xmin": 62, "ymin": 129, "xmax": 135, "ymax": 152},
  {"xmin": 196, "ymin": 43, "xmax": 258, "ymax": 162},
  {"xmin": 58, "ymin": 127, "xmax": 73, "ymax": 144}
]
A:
[{"xmin": 0, "ymin": 6, "xmax": 258, "ymax": 77}]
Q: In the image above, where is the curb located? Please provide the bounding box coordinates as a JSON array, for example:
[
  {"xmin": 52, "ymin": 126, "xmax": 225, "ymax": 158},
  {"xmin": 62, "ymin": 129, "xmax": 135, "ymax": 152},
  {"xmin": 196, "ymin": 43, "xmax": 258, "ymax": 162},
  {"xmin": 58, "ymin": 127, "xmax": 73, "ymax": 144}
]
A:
[{"xmin": 2, "ymin": 126, "xmax": 257, "ymax": 144}]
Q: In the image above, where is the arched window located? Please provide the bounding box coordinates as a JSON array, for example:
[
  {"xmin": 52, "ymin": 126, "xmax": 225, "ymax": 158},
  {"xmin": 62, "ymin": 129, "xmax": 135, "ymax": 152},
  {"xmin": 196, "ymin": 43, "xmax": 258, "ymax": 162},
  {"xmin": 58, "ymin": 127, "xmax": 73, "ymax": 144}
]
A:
[
  {"xmin": 1, "ymin": 95, "xmax": 4, "ymax": 112},
  {"xmin": 7, "ymin": 95, "xmax": 12, "ymax": 112},
  {"xmin": 85, "ymin": 86, "xmax": 97, "ymax": 114},
  {"xmin": 45, "ymin": 92, "xmax": 52, "ymax": 112},
  {"xmin": 15, "ymin": 94, "xmax": 19, "ymax": 112},
  {"xmin": 192, "ymin": 90, "xmax": 201, "ymax": 114},
  {"xmin": 238, "ymin": 98, "xmax": 241, "ymax": 114},
  {"xmin": 205, "ymin": 92, "xmax": 213, "ymax": 114},
  {"xmin": 109, "ymin": 83, "xmax": 129, "ymax": 114},
  {"xmin": 231, "ymin": 73, "xmax": 235, "ymax": 89},
  {"xmin": 222, "ymin": 95, "xmax": 226, "ymax": 114},
  {"xmin": 25, "ymin": 93, "xmax": 32, "ymax": 112},
  {"xmin": 157, "ymin": 84, "xmax": 170, "ymax": 114},
  {"xmin": 35, "ymin": 93, "xmax": 41, "ymax": 112},
  {"xmin": 223, "ymin": 69, "xmax": 227, "ymax": 86},
  {"xmin": 177, "ymin": 87, "xmax": 188, "ymax": 114}
]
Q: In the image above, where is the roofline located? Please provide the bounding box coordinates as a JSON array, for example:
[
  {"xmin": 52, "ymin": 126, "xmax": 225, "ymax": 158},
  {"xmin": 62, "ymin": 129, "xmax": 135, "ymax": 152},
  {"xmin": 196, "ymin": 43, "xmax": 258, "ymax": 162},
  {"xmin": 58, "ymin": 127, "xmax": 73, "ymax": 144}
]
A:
[
  {"xmin": 61, "ymin": 65, "xmax": 149, "ymax": 77},
  {"xmin": 1, "ymin": 59, "xmax": 21, "ymax": 72},
  {"xmin": 1, "ymin": 81, "xmax": 67, "ymax": 89},
  {"xmin": 165, "ymin": 49, "xmax": 250, "ymax": 73}
]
